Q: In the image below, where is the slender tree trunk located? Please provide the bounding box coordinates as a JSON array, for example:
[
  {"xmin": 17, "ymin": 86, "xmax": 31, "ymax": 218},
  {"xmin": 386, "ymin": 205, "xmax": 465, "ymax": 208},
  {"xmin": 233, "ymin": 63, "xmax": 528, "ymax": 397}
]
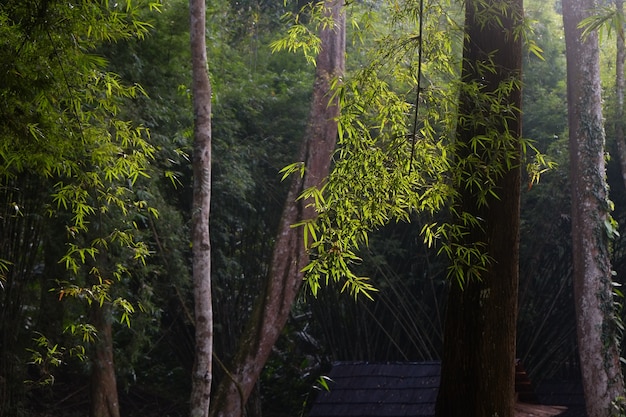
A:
[
  {"xmin": 435, "ymin": 1, "xmax": 523, "ymax": 416},
  {"xmin": 209, "ymin": 3, "xmax": 345, "ymax": 416},
  {"xmin": 90, "ymin": 303, "xmax": 121, "ymax": 417},
  {"xmin": 189, "ymin": 0, "xmax": 213, "ymax": 415},
  {"xmin": 563, "ymin": 1, "xmax": 626, "ymax": 416}
]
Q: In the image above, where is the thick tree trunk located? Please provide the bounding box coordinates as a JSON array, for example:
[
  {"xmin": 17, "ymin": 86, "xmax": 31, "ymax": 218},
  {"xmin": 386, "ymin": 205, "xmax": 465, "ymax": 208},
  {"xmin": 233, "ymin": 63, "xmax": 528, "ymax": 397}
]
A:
[
  {"xmin": 209, "ymin": 3, "xmax": 345, "ymax": 416},
  {"xmin": 563, "ymin": 1, "xmax": 626, "ymax": 416},
  {"xmin": 435, "ymin": 1, "xmax": 523, "ymax": 416},
  {"xmin": 189, "ymin": 0, "xmax": 214, "ymax": 415},
  {"xmin": 90, "ymin": 303, "xmax": 120, "ymax": 417}
]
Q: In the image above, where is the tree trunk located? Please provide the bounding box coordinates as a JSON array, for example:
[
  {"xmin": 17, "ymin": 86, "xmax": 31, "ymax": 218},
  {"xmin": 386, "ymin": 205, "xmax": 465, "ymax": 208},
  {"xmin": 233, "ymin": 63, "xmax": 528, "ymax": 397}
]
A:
[
  {"xmin": 209, "ymin": 2, "xmax": 345, "ymax": 416},
  {"xmin": 90, "ymin": 303, "xmax": 120, "ymax": 417},
  {"xmin": 435, "ymin": 1, "xmax": 523, "ymax": 416},
  {"xmin": 189, "ymin": 0, "xmax": 214, "ymax": 415},
  {"xmin": 563, "ymin": 0, "xmax": 626, "ymax": 415}
]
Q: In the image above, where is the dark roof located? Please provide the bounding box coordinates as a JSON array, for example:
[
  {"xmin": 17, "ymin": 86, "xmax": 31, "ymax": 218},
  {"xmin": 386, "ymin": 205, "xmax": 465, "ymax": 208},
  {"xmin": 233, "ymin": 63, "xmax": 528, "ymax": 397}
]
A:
[
  {"xmin": 309, "ymin": 362, "xmax": 586, "ymax": 417},
  {"xmin": 308, "ymin": 362, "xmax": 440, "ymax": 417}
]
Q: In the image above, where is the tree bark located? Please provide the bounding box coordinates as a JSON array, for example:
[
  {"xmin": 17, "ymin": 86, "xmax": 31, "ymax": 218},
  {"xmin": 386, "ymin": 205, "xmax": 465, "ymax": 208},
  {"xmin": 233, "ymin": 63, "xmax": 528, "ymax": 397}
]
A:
[
  {"xmin": 209, "ymin": 2, "xmax": 345, "ymax": 416},
  {"xmin": 90, "ymin": 303, "xmax": 121, "ymax": 417},
  {"xmin": 563, "ymin": 0, "xmax": 626, "ymax": 415},
  {"xmin": 435, "ymin": 1, "xmax": 523, "ymax": 416},
  {"xmin": 189, "ymin": 0, "xmax": 214, "ymax": 415}
]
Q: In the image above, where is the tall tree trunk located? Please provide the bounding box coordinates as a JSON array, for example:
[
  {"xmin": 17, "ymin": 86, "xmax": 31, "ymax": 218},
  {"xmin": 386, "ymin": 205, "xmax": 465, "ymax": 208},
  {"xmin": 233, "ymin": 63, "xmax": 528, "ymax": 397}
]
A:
[
  {"xmin": 189, "ymin": 0, "xmax": 214, "ymax": 415},
  {"xmin": 209, "ymin": 2, "xmax": 345, "ymax": 416},
  {"xmin": 90, "ymin": 303, "xmax": 121, "ymax": 417},
  {"xmin": 563, "ymin": 1, "xmax": 626, "ymax": 416},
  {"xmin": 435, "ymin": 1, "xmax": 523, "ymax": 416}
]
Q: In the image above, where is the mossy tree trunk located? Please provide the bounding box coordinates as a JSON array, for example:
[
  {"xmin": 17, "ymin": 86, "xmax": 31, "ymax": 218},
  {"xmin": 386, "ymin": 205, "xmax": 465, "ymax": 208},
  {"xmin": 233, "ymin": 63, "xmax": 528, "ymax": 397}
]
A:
[
  {"xmin": 563, "ymin": 0, "xmax": 626, "ymax": 415},
  {"xmin": 209, "ymin": 2, "xmax": 345, "ymax": 416},
  {"xmin": 435, "ymin": 0, "xmax": 523, "ymax": 416}
]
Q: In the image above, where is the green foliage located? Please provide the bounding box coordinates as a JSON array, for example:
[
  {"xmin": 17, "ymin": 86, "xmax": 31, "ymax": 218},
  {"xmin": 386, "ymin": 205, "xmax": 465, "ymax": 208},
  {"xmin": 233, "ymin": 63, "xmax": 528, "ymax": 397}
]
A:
[
  {"xmin": 276, "ymin": 0, "xmax": 554, "ymax": 295},
  {"xmin": 270, "ymin": 0, "xmax": 341, "ymax": 65},
  {"xmin": 0, "ymin": 4, "xmax": 164, "ymax": 408},
  {"xmin": 579, "ymin": 4, "xmax": 622, "ymax": 41},
  {"xmin": 315, "ymin": 375, "xmax": 332, "ymax": 391},
  {"xmin": 0, "ymin": 0, "xmax": 158, "ymax": 181},
  {"xmin": 1, "ymin": 0, "xmax": 160, "ymax": 287},
  {"xmin": 271, "ymin": 23, "xmax": 322, "ymax": 66},
  {"xmin": 526, "ymin": 146, "xmax": 557, "ymax": 186},
  {"xmin": 271, "ymin": 0, "xmax": 438, "ymax": 294},
  {"xmin": 26, "ymin": 332, "xmax": 88, "ymax": 386},
  {"xmin": 273, "ymin": 0, "xmax": 459, "ymax": 296},
  {"xmin": 1, "ymin": 0, "xmax": 159, "ymax": 281},
  {"xmin": 300, "ymin": 69, "xmax": 454, "ymax": 295},
  {"xmin": 454, "ymin": 77, "xmax": 522, "ymax": 200}
]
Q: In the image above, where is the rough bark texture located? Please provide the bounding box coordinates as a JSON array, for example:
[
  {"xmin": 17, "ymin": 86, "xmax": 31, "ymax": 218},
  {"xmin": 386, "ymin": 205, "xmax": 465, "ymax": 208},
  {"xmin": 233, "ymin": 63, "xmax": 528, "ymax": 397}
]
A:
[
  {"xmin": 563, "ymin": 0, "xmax": 626, "ymax": 416},
  {"xmin": 209, "ymin": 3, "xmax": 345, "ymax": 417},
  {"xmin": 90, "ymin": 304, "xmax": 121, "ymax": 417},
  {"xmin": 189, "ymin": 0, "xmax": 214, "ymax": 415},
  {"xmin": 435, "ymin": 1, "xmax": 523, "ymax": 416}
]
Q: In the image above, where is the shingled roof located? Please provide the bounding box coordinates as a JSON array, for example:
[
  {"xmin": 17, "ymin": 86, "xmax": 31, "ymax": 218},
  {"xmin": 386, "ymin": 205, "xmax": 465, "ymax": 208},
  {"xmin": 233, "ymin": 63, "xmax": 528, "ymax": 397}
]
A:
[
  {"xmin": 309, "ymin": 362, "xmax": 440, "ymax": 417},
  {"xmin": 308, "ymin": 362, "xmax": 576, "ymax": 417}
]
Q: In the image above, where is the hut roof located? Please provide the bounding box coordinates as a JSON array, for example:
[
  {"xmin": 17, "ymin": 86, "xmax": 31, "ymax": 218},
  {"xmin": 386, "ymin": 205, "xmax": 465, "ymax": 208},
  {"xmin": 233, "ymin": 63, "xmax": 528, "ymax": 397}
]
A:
[
  {"xmin": 308, "ymin": 362, "xmax": 576, "ymax": 417},
  {"xmin": 309, "ymin": 362, "xmax": 440, "ymax": 417}
]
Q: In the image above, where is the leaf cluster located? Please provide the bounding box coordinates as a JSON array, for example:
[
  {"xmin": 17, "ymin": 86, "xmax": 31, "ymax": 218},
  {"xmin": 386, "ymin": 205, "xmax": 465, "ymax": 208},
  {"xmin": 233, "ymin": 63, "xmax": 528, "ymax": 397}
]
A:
[
  {"xmin": 26, "ymin": 332, "xmax": 88, "ymax": 386},
  {"xmin": 279, "ymin": 0, "xmax": 553, "ymax": 296},
  {"xmin": 0, "ymin": 0, "xmax": 162, "ymax": 370},
  {"xmin": 270, "ymin": 0, "xmax": 340, "ymax": 65},
  {"xmin": 278, "ymin": 0, "xmax": 462, "ymax": 298}
]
